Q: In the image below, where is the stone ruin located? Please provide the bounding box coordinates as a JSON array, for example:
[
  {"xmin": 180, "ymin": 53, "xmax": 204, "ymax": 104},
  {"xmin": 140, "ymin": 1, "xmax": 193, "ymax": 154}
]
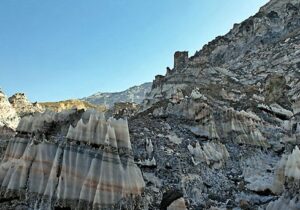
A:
[{"xmin": 174, "ymin": 51, "xmax": 189, "ymax": 71}]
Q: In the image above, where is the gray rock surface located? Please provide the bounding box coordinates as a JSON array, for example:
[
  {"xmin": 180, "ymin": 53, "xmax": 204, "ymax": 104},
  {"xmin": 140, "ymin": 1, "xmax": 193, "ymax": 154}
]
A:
[
  {"xmin": 144, "ymin": 0, "xmax": 300, "ymax": 114},
  {"xmin": 132, "ymin": 0, "xmax": 300, "ymax": 208},
  {"xmin": 1, "ymin": 0, "xmax": 300, "ymax": 209},
  {"xmin": 0, "ymin": 91, "xmax": 44, "ymax": 130},
  {"xmin": 9, "ymin": 93, "xmax": 44, "ymax": 117},
  {"xmin": 0, "ymin": 91, "xmax": 20, "ymax": 129},
  {"xmin": 83, "ymin": 82, "xmax": 152, "ymax": 108}
]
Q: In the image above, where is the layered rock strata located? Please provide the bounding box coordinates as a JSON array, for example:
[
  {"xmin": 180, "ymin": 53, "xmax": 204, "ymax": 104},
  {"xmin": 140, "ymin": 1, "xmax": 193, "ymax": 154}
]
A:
[
  {"xmin": 0, "ymin": 110, "xmax": 145, "ymax": 209},
  {"xmin": 267, "ymin": 146, "xmax": 300, "ymax": 209},
  {"xmin": 135, "ymin": 1, "xmax": 300, "ymax": 208}
]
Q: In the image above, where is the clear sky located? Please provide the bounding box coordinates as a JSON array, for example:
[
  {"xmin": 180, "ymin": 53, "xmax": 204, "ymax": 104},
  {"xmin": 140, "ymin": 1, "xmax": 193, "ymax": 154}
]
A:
[{"xmin": 0, "ymin": 0, "xmax": 268, "ymax": 102}]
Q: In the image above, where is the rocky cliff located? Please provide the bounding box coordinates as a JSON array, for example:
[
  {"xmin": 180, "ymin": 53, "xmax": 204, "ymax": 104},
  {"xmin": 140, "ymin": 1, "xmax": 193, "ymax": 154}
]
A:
[
  {"xmin": 83, "ymin": 82, "xmax": 152, "ymax": 108},
  {"xmin": 9, "ymin": 93, "xmax": 44, "ymax": 117},
  {"xmin": 145, "ymin": 0, "xmax": 300, "ymax": 113},
  {"xmin": 39, "ymin": 99, "xmax": 107, "ymax": 113},
  {"xmin": 0, "ymin": 91, "xmax": 20, "ymax": 130},
  {"xmin": 132, "ymin": 0, "xmax": 300, "ymax": 208}
]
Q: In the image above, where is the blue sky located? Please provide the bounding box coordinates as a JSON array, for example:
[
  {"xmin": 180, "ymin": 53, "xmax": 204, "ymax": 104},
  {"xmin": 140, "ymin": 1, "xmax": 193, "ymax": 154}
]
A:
[{"xmin": 0, "ymin": 0, "xmax": 268, "ymax": 102}]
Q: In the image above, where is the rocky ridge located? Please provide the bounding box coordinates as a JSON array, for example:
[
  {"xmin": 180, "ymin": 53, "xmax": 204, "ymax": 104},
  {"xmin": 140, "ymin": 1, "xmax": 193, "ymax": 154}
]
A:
[
  {"xmin": 0, "ymin": 92, "xmax": 44, "ymax": 130},
  {"xmin": 83, "ymin": 82, "xmax": 152, "ymax": 108},
  {"xmin": 9, "ymin": 93, "xmax": 44, "ymax": 117},
  {"xmin": 145, "ymin": 0, "xmax": 300, "ymax": 113},
  {"xmin": 39, "ymin": 99, "xmax": 107, "ymax": 112},
  {"xmin": 0, "ymin": 110, "xmax": 145, "ymax": 210},
  {"xmin": 133, "ymin": 0, "xmax": 300, "ymax": 208},
  {"xmin": 0, "ymin": 91, "xmax": 20, "ymax": 130}
]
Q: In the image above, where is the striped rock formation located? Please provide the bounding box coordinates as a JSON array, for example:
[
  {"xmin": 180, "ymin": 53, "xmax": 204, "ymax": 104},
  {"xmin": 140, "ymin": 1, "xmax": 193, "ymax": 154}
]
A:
[
  {"xmin": 267, "ymin": 146, "xmax": 300, "ymax": 210},
  {"xmin": 0, "ymin": 110, "xmax": 145, "ymax": 209}
]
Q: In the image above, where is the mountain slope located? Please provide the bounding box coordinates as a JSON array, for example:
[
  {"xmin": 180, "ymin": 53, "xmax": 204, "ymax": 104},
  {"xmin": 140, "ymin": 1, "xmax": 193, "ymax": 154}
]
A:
[
  {"xmin": 1, "ymin": 0, "xmax": 300, "ymax": 209},
  {"xmin": 145, "ymin": 0, "xmax": 300, "ymax": 113},
  {"xmin": 0, "ymin": 91, "xmax": 44, "ymax": 130},
  {"xmin": 83, "ymin": 82, "xmax": 152, "ymax": 107},
  {"xmin": 133, "ymin": 0, "xmax": 300, "ymax": 208},
  {"xmin": 9, "ymin": 93, "xmax": 44, "ymax": 117},
  {"xmin": 0, "ymin": 91, "xmax": 20, "ymax": 129}
]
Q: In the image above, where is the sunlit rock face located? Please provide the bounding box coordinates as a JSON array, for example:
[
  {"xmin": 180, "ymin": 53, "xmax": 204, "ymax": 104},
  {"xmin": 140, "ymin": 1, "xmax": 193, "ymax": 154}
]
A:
[
  {"xmin": 1, "ymin": 0, "xmax": 300, "ymax": 209},
  {"xmin": 0, "ymin": 91, "xmax": 44, "ymax": 131},
  {"xmin": 83, "ymin": 82, "xmax": 152, "ymax": 108},
  {"xmin": 0, "ymin": 110, "xmax": 145, "ymax": 209},
  {"xmin": 39, "ymin": 99, "xmax": 107, "ymax": 113},
  {"xmin": 144, "ymin": 0, "xmax": 300, "ymax": 115},
  {"xmin": 0, "ymin": 91, "xmax": 20, "ymax": 130},
  {"xmin": 152, "ymin": 97, "xmax": 269, "ymax": 147},
  {"xmin": 112, "ymin": 102, "xmax": 140, "ymax": 118},
  {"xmin": 135, "ymin": 1, "xmax": 300, "ymax": 208},
  {"xmin": 9, "ymin": 93, "xmax": 44, "ymax": 117}
]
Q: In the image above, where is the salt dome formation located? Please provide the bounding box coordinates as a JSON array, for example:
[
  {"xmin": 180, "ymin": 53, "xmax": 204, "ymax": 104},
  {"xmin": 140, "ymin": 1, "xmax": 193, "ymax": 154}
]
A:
[
  {"xmin": 0, "ymin": 91, "xmax": 20, "ymax": 130},
  {"xmin": 8, "ymin": 93, "xmax": 44, "ymax": 117},
  {"xmin": 2, "ymin": 0, "xmax": 300, "ymax": 209},
  {"xmin": 0, "ymin": 91, "xmax": 44, "ymax": 131},
  {"xmin": 0, "ymin": 109, "xmax": 145, "ymax": 209}
]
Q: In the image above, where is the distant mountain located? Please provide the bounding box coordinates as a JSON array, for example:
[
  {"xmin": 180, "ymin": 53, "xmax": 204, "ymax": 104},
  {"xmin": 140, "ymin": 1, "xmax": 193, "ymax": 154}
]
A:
[{"xmin": 82, "ymin": 82, "xmax": 152, "ymax": 107}]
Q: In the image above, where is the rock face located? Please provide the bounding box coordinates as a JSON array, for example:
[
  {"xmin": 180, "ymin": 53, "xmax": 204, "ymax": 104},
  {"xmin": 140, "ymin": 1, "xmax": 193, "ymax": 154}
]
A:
[
  {"xmin": 0, "ymin": 110, "xmax": 145, "ymax": 209},
  {"xmin": 0, "ymin": 92, "xmax": 44, "ymax": 130},
  {"xmin": 144, "ymin": 0, "xmax": 300, "ymax": 114},
  {"xmin": 112, "ymin": 102, "xmax": 140, "ymax": 118},
  {"xmin": 9, "ymin": 93, "xmax": 44, "ymax": 117},
  {"xmin": 187, "ymin": 141, "xmax": 229, "ymax": 169},
  {"xmin": 83, "ymin": 82, "xmax": 152, "ymax": 108},
  {"xmin": 0, "ymin": 91, "xmax": 20, "ymax": 130},
  {"xmin": 127, "ymin": 0, "xmax": 300, "ymax": 208},
  {"xmin": 39, "ymin": 99, "xmax": 107, "ymax": 113}
]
